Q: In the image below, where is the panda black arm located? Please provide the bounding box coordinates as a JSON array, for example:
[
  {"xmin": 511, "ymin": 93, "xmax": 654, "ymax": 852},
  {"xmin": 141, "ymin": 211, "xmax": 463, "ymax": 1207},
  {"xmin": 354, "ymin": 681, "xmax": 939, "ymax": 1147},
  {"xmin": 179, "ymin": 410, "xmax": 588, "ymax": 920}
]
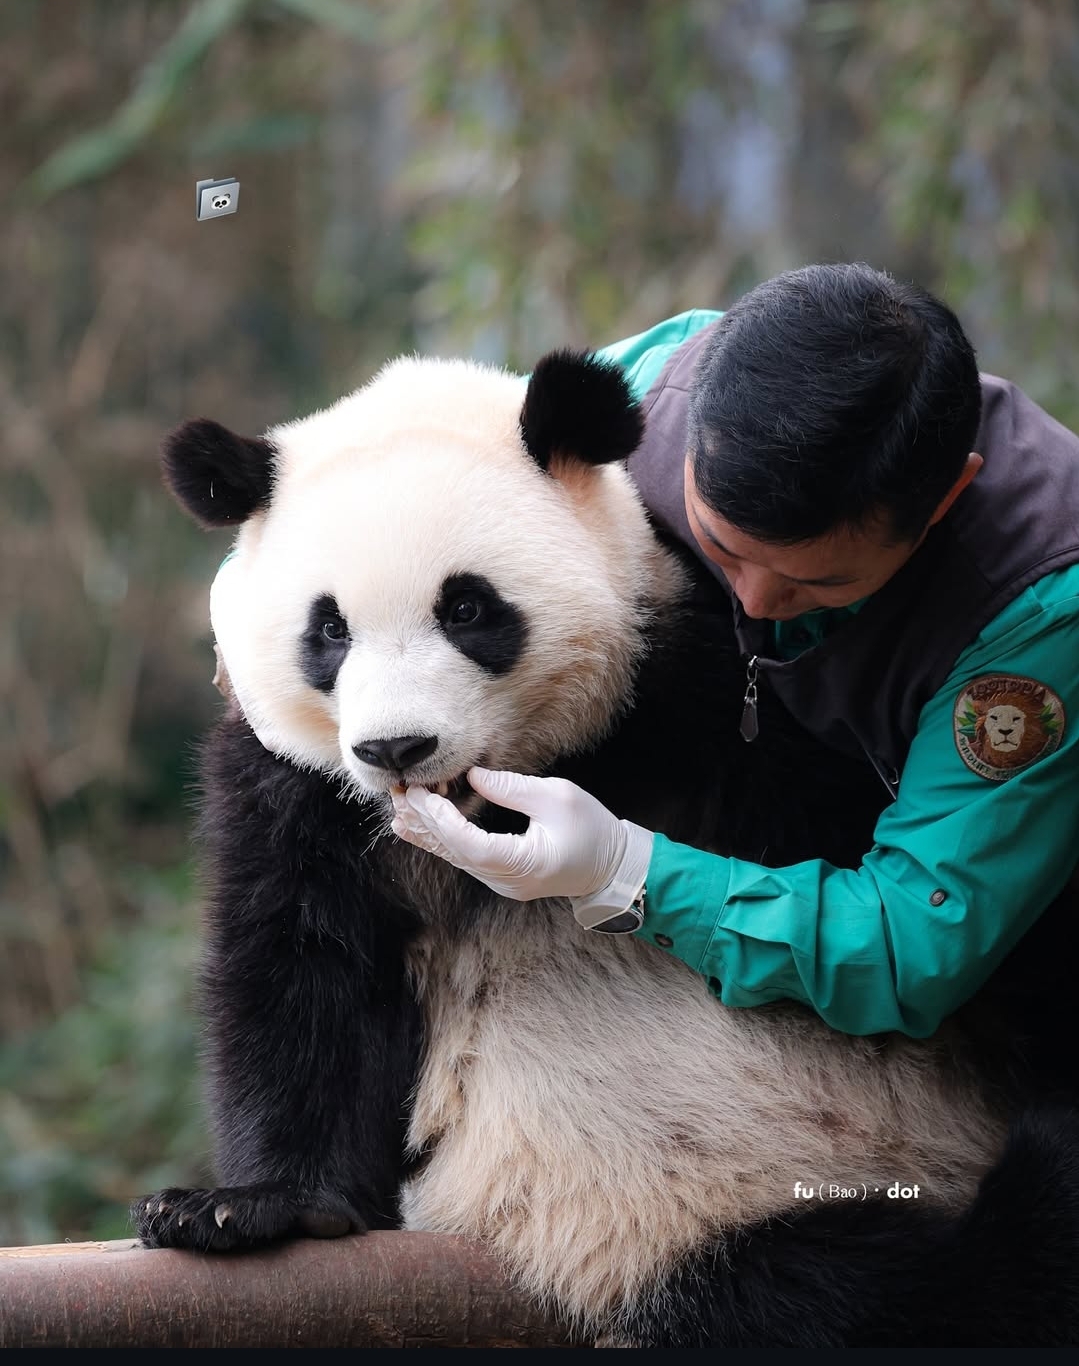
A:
[{"xmin": 132, "ymin": 716, "xmax": 423, "ymax": 1251}]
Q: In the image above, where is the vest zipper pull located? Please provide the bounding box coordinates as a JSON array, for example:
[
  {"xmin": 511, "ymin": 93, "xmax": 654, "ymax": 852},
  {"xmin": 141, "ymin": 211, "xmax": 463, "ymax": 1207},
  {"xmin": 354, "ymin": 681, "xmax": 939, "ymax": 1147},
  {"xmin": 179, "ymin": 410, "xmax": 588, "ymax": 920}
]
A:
[
  {"xmin": 866, "ymin": 753, "xmax": 900, "ymax": 801},
  {"xmin": 740, "ymin": 655, "xmax": 759, "ymax": 742}
]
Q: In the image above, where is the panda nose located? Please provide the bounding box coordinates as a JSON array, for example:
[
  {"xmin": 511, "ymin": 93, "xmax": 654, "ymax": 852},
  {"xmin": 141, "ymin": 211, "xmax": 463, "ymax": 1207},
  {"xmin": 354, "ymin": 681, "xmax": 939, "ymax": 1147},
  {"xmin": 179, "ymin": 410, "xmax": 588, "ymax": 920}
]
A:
[{"xmin": 353, "ymin": 735, "xmax": 438, "ymax": 773}]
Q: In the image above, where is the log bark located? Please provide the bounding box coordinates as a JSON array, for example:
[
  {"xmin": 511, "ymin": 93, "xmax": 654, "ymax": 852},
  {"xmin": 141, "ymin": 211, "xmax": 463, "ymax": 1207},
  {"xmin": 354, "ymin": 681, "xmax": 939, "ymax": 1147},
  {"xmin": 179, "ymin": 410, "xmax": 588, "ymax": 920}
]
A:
[{"xmin": 0, "ymin": 1232, "xmax": 582, "ymax": 1348}]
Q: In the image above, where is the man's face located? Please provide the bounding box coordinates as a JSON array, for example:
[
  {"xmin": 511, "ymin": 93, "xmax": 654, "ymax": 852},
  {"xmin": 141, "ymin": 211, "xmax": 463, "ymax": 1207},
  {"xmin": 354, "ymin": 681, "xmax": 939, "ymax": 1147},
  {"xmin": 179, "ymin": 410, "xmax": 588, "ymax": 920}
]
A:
[{"xmin": 683, "ymin": 458, "xmax": 921, "ymax": 621}]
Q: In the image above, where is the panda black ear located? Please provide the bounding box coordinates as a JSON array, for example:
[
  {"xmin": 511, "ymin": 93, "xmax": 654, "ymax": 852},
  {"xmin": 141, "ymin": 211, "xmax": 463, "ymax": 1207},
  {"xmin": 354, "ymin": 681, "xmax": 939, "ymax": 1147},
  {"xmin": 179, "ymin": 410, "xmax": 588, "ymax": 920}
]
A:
[
  {"xmin": 160, "ymin": 419, "xmax": 276, "ymax": 529},
  {"xmin": 520, "ymin": 350, "xmax": 645, "ymax": 472}
]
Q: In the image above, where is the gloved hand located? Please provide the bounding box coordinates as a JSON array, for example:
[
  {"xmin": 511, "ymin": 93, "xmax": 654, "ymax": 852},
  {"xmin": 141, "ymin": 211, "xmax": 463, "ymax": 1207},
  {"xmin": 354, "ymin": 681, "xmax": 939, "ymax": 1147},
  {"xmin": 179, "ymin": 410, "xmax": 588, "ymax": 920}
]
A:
[{"xmin": 390, "ymin": 767, "xmax": 653, "ymax": 925}]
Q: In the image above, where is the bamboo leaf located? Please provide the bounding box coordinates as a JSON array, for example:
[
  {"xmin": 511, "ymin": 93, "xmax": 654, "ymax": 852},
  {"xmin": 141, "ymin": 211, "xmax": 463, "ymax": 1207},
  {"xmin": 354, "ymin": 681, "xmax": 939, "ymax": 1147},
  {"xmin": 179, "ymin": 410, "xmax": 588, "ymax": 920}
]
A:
[
  {"xmin": 24, "ymin": 0, "xmax": 254, "ymax": 200},
  {"xmin": 271, "ymin": 0, "xmax": 382, "ymax": 42}
]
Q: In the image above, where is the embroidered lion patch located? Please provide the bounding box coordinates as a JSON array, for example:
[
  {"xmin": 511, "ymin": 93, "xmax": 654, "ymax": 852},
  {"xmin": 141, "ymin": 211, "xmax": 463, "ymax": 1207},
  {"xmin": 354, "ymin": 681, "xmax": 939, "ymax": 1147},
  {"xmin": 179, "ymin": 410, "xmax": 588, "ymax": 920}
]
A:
[{"xmin": 954, "ymin": 674, "xmax": 1065, "ymax": 781}]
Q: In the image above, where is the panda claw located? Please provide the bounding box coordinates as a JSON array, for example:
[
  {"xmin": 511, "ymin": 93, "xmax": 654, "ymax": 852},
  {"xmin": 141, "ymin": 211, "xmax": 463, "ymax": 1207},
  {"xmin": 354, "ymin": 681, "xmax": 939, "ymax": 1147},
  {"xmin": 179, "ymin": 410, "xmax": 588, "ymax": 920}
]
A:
[{"xmin": 214, "ymin": 1204, "xmax": 232, "ymax": 1227}]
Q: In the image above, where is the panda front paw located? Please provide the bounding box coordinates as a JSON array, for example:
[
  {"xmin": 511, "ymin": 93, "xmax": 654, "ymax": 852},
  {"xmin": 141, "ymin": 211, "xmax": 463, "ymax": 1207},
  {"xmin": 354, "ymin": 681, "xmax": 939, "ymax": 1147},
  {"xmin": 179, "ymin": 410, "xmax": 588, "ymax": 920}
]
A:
[{"xmin": 130, "ymin": 1182, "xmax": 364, "ymax": 1251}]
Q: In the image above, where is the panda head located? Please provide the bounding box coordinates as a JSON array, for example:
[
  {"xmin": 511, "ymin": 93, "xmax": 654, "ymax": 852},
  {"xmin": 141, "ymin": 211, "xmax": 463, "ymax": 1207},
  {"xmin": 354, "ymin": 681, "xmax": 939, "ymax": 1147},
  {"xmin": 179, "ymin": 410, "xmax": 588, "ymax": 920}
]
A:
[{"xmin": 163, "ymin": 351, "xmax": 678, "ymax": 808}]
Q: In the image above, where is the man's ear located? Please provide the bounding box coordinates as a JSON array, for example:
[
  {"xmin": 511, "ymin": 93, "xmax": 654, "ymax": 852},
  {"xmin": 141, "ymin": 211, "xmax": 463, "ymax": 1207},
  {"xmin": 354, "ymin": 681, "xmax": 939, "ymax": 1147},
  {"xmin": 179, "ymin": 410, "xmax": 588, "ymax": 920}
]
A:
[{"xmin": 928, "ymin": 452, "xmax": 983, "ymax": 526}]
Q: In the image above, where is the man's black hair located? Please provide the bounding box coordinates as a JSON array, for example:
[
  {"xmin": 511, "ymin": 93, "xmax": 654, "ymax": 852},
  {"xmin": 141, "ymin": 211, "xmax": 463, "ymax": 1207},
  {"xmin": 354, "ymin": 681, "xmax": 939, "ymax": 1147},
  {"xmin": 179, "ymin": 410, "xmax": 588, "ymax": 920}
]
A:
[{"xmin": 687, "ymin": 263, "xmax": 983, "ymax": 546}]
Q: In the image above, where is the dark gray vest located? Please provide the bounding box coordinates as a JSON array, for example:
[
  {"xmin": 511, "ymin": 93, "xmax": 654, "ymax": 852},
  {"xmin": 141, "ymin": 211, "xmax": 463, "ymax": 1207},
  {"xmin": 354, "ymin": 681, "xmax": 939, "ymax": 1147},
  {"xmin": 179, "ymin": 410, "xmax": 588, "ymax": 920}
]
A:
[{"xmin": 627, "ymin": 324, "xmax": 1079, "ymax": 791}]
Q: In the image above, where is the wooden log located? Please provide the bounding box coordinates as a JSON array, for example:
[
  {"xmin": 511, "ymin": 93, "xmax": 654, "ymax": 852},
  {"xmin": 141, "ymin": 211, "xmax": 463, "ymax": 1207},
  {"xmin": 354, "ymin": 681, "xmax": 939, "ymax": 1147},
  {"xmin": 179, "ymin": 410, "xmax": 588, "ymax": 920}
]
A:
[{"xmin": 0, "ymin": 1232, "xmax": 582, "ymax": 1348}]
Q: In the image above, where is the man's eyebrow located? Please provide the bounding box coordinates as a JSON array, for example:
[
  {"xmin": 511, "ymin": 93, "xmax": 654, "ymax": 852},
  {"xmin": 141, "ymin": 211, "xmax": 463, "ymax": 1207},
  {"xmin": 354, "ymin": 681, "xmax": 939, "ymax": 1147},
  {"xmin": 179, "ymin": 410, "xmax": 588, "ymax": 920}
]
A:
[{"xmin": 697, "ymin": 523, "xmax": 859, "ymax": 587}]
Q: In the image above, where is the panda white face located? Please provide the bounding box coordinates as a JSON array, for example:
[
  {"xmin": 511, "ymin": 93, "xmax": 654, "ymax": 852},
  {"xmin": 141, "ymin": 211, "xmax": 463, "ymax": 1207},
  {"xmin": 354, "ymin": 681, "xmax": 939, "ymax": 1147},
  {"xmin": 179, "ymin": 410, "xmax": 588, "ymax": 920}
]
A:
[{"xmin": 195, "ymin": 355, "xmax": 669, "ymax": 809}]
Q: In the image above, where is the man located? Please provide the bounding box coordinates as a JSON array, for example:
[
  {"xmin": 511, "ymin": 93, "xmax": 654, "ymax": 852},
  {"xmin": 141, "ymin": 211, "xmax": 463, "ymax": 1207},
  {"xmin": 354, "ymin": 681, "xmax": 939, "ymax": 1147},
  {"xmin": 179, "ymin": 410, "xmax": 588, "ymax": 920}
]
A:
[{"xmin": 392, "ymin": 262, "xmax": 1079, "ymax": 1038}]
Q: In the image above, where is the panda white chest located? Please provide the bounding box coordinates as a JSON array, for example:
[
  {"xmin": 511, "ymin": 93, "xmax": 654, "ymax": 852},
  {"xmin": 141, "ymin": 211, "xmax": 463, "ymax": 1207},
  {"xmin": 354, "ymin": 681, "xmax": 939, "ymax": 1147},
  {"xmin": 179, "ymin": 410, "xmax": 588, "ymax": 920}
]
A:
[{"xmin": 398, "ymin": 900, "xmax": 1004, "ymax": 1327}]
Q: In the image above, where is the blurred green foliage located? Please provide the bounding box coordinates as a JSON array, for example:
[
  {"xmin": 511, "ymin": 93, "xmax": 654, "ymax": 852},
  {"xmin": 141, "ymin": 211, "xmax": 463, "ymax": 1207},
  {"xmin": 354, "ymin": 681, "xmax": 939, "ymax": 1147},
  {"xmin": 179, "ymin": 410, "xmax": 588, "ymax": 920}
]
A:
[
  {"xmin": 1, "ymin": 0, "xmax": 1077, "ymax": 1245},
  {"xmin": 0, "ymin": 909, "xmax": 207, "ymax": 1244}
]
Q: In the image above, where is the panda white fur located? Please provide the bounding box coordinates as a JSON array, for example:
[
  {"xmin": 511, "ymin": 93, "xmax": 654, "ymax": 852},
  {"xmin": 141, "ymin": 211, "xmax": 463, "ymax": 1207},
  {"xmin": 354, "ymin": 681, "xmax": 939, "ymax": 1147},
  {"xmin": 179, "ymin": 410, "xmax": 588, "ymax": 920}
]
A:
[{"xmin": 134, "ymin": 350, "xmax": 1079, "ymax": 1347}]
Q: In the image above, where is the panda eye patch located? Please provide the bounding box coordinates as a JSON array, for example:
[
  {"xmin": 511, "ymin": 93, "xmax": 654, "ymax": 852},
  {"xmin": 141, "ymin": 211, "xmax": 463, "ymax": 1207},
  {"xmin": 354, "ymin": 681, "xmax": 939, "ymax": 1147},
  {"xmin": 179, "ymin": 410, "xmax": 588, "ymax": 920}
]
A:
[
  {"xmin": 435, "ymin": 572, "xmax": 527, "ymax": 677},
  {"xmin": 301, "ymin": 593, "xmax": 350, "ymax": 693}
]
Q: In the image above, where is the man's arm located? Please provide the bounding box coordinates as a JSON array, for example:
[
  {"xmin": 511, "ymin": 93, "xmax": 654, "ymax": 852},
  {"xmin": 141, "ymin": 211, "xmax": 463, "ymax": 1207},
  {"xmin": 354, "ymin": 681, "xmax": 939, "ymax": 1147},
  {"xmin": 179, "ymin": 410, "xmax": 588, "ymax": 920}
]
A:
[
  {"xmin": 640, "ymin": 568, "xmax": 1079, "ymax": 1036},
  {"xmin": 592, "ymin": 309, "xmax": 722, "ymax": 399}
]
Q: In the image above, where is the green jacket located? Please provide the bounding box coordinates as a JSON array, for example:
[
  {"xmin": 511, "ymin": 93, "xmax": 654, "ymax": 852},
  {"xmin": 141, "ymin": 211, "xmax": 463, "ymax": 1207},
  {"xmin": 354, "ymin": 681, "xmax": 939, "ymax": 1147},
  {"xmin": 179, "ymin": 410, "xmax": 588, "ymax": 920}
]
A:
[{"xmin": 597, "ymin": 311, "xmax": 1079, "ymax": 1038}]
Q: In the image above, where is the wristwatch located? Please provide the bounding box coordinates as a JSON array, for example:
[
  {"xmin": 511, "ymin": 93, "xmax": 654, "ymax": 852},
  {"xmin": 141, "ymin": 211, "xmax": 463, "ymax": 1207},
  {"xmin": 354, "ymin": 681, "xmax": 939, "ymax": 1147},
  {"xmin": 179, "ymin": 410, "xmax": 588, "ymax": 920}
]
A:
[
  {"xmin": 573, "ymin": 880, "xmax": 646, "ymax": 935},
  {"xmin": 569, "ymin": 821, "xmax": 653, "ymax": 936}
]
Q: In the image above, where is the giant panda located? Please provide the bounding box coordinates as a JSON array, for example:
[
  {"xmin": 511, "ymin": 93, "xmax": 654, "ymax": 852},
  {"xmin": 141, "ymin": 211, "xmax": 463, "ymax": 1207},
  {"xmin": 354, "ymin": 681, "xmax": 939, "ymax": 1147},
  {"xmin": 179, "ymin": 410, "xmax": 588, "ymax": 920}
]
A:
[{"xmin": 133, "ymin": 349, "xmax": 1079, "ymax": 1347}]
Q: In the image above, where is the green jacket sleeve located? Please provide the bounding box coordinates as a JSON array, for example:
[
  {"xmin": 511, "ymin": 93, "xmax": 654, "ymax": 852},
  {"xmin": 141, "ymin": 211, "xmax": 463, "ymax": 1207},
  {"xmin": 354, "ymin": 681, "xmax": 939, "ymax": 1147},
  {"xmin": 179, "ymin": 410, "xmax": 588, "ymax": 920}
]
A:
[
  {"xmin": 636, "ymin": 567, "xmax": 1079, "ymax": 1037},
  {"xmin": 593, "ymin": 310, "xmax": 722, "ymax": 400}
]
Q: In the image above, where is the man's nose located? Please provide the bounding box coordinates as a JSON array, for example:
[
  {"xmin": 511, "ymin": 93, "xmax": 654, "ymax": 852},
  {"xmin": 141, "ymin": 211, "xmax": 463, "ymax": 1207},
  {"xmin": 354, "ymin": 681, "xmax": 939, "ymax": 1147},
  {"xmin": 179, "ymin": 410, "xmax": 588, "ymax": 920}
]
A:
[{"xmin": 734, "ymin": 570, "xmax": 792, "ymax": 620}]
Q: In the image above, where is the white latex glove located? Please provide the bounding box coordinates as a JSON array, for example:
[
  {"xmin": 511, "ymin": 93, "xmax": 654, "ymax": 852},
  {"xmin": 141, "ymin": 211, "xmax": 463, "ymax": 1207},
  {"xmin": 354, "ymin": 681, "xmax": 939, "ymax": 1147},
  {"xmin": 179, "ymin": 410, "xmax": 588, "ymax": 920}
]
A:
[{"xmin": 390, "ymin": 766, "xmax": 653, "ymax": 928}]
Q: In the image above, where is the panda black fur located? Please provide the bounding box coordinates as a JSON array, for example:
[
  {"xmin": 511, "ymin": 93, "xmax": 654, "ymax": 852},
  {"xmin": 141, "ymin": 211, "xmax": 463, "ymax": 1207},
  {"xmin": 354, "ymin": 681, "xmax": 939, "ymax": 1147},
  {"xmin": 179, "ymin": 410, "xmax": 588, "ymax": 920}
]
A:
[{"xmin": 135, "ymin": 351, "xmax": 1079, "ymax": 1347}]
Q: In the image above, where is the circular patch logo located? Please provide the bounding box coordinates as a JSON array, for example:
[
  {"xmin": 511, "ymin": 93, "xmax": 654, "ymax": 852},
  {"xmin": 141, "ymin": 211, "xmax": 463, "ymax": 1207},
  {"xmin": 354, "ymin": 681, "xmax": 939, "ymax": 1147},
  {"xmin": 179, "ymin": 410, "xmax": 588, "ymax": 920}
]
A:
[{"xmin": 954, "ymin": 674, "xmax": 1065, "ymax": 781}]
